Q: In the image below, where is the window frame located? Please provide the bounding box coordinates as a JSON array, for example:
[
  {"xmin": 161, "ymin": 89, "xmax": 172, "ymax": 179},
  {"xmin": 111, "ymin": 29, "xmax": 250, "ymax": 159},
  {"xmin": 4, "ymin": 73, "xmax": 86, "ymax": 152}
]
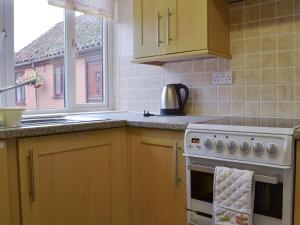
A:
[
  {"xmin": 0, "ymin": 1, "xmax": 112, "ymax": 115},
  {"xmin": 15, "ymin": 70, "xmax": 26, "ymax": 106}
]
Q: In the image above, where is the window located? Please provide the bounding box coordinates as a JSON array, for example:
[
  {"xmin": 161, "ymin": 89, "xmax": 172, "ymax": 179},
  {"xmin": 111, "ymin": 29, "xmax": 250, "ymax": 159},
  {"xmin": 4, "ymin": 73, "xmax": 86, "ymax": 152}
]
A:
[
  {"xmin": 0, "ymin": 0, "xmax": 109, "ymax": 113},
  {"xmin": 54, "ymin": 64, "xmax": 64, "ymax": 98},
  {"xmin": 15, "ymin": 72, "xmax": 26, "ymax": 106}
]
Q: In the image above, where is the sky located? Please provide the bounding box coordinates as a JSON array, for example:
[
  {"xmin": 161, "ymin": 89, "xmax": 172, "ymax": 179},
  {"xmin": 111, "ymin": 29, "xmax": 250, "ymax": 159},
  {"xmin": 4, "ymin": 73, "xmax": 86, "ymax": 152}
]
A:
[{"xmin": 14, "ymin": 0, "xmax": 64, "ymax": 52}]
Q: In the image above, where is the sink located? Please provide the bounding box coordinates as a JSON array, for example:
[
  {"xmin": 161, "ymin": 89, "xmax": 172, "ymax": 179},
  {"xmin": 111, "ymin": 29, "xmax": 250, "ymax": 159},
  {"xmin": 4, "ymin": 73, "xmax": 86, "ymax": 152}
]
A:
[{"xmin": 21, "ymin": 116, "xmax": 110, "ymax": 127}]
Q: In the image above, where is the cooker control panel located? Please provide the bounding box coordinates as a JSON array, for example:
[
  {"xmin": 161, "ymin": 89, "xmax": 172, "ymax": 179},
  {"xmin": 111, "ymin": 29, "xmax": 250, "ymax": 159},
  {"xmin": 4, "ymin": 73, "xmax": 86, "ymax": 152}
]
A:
[{"xmin": 185, "ymin": 129, "xmax": 293, "ymax": 166}]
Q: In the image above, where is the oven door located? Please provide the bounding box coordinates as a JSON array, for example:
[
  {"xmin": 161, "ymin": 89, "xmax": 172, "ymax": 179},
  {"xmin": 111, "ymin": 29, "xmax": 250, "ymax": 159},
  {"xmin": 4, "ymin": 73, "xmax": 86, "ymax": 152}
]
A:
[{"xmin": 186, "ymin": 160, "xmax": 293, "ymax": 225}]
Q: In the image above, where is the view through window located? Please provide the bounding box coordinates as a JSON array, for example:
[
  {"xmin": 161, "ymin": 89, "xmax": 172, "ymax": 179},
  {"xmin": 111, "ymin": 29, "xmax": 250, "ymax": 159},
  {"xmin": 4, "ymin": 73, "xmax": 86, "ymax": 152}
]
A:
[{"xmin": 14, "ymin": 0, "xmax": 105, "ymax": 111}]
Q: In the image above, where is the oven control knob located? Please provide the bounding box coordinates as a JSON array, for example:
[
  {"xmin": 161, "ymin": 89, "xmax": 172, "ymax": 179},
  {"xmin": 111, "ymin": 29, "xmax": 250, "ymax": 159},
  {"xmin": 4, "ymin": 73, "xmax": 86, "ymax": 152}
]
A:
[
  {"xmin": 204, "ymin": 138, "xmax": 213, "ymax": 149},
  {"xmin": 240, "ymin": 141, "xmax": 249, "ymax": 153},
  {"xmin": 267, "ymin": 144, "xmax": 278, "ymax": 156},
  {"xmin": 215, "ymin": 140, "xmax": 224, "ymax": 151},
  {"xmin": 227, "ymin": 140, "xmax": 237, "ymax": 152},
  {"xmin": 253, "ymin": 142, "xmax": 264, "ymax": 155}
]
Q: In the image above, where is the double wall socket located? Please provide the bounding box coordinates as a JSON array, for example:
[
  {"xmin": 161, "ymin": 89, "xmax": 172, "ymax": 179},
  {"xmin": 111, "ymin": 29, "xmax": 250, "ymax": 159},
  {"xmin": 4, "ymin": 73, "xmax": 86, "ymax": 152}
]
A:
[{"xmin": 212, "ymin": 72, "xmax": 233, "ymax": 85}]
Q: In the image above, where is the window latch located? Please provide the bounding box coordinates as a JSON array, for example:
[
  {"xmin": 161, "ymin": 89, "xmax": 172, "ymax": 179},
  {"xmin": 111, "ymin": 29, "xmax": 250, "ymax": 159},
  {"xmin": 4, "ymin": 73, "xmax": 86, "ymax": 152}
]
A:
[
  {"xmin": 1, "ymin": 29, "xmax": 7, "ymax": 39},
  {"xmin": 72, "ymin": 38, "xmax": 77, "ymax": 48}
]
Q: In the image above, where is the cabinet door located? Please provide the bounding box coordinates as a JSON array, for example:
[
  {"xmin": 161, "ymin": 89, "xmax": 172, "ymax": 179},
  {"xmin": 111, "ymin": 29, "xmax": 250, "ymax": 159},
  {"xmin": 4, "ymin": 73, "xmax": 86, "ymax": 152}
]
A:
[
  {"xmin": 166, "ymin": 0, "xmax": 207, "ymax": 54},
  {"xmin": 130, "ymin": 129, "xmax": 186, "ymax": 225},
  {"xmin": 0, "ymin": 141, "xmax": 11, "ymax": 225},
  {"xmin": 18, "ymin": 129, "xmax": 129, "ymax": 225},
  {"xmin": 295, "ymin": 140, "xmax": 300, "ymax": 225},
  {"xmin": 133, "ymin": 0, "xmax": 166, "ymax": 58}
]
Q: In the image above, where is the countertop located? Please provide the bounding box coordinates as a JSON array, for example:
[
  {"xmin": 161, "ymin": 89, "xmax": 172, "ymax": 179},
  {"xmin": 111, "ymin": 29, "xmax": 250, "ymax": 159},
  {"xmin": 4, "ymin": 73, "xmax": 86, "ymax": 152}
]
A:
[{"xmin": 0, "ymin": 112, "xmax": 216, "ymax": 139}]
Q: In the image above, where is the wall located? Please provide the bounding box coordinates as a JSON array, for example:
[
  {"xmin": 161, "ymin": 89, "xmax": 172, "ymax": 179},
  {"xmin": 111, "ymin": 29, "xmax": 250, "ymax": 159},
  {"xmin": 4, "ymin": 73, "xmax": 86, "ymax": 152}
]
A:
[{"xmin": 113, "ymin": 0, "xmax": 300, "ymax": 118}]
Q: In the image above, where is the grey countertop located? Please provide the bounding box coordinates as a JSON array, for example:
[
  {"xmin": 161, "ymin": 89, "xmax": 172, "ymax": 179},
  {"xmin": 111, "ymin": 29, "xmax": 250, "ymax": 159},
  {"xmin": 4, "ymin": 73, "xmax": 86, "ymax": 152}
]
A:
[{"xmin": 0, "ymin": 112, "xmax": 216, "ymax": 139}]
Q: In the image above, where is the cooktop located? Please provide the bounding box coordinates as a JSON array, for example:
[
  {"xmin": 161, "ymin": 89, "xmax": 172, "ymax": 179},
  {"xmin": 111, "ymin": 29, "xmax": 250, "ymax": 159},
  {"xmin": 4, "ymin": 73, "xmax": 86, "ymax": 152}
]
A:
[{"xmin": 197, "ymin": 116, "xmax": 300, "ymax": 129}]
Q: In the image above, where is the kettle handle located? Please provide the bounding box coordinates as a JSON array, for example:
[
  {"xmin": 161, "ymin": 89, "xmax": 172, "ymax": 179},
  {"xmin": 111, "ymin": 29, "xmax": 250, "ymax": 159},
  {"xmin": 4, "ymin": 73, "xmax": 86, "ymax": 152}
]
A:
[{"xmin": 177, "ymin": 84, "xmax": 189, "ymax": 108}]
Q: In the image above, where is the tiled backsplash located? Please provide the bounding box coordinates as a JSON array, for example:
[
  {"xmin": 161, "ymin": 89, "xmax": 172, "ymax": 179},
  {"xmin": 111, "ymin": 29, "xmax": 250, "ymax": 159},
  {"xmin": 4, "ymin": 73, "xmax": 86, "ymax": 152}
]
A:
[{"xmin": 113, "ymin": 0, "xmax": 300, "ymax": 118}]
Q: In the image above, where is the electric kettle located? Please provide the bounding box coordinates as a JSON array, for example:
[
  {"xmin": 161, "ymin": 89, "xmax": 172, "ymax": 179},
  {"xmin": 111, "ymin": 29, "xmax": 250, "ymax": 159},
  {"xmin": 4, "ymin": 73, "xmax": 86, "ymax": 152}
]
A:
[{"xmin": 160, "ymin": 83, "xmax": 189, "ymax": 116}]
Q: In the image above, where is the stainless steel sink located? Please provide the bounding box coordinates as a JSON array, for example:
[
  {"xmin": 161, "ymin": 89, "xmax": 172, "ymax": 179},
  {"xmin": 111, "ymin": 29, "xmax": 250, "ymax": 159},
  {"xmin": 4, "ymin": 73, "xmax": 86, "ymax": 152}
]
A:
[{"xmin": 21, "ymin": 116, "xmax": 110, "ymax": 127}]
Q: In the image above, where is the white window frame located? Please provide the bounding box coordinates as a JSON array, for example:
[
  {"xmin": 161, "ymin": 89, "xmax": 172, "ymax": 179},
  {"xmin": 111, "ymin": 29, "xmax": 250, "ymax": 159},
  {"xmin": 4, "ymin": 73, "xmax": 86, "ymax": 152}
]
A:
[{"xmin": 0, "ymin": 0, "xmax": 113, "ymax": 115}]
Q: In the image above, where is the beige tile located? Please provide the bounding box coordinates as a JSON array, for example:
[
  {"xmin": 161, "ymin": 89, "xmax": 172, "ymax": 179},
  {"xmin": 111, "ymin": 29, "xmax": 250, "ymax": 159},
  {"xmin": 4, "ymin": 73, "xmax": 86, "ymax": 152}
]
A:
[
  {"xmin": 295, "ymin": 50, "xmax": 300, "ymax": 67},
  {"xmin": 260, "ymin": 36, "xmax": 276, "ymax": 52},
  {"xmin": 295, "ymin": 32, "xmax": 300, "ymax": 49},
  {"xmin": 192, "ymin": 88, "xmax": 205, "ymax": 101},
  {"xmin": 217, "ymin": 101, "xmax": 232, "ymax": 116},
  {"xmin": 277, "ymin": 85, "xmax": 294, "ymax": 101},
  {"xmin": 204, "ymin": 87, "xmax": 217, "ymax": 101},
  {"xmin": 260, "ymin": 19, "xmax": 276, "ymax": 36},
  {"xmin": 203, "ymin": 73, "xmax": 214, "ymax": 86},
  {"xmin": 277, "ymin": 33, "xmax": 294, "ymax": 50},
  {"xmin": 260, "ymin": 101, "xmax": 276, "ymax": 117},
  {"xmin": 277, "ymin": 0, "xmax": 293, "ymax": 17},
  {"xmin": 295, "ymin": 102, "xmax": 300, "ymax": 119},
  {"xmin": 246, "ymin": 69, "xmax": 260, "ymax": 84},
  {"xmin": 232, "ymin": 70, "xmax": 246, "ymax": 85},
  {"xmin": 193, "ymin": 102, "xmax": 205, "ymax": 115},
  {"xmin": 231, "ymin": 8, "xmax": 244, "ymax": 24},
  {"xmin": 246, "ymin": 85, "xmax": 260, "ymax": 100},
  {"xmin": 231, "ymin": 101, "xmax": 245, "ymax": 116},
  {"xmin": 218, "ymin": 86, "xmax": 231, "ymax": 101},
  {"xmin": 245, "ymin": 5, "xmax": 259, "ymax": 22},
  {"xmin": 260, "ymin": 2, "xmax": 276, "ymax": 19},
  {"xmin": 232, "ymin": 86, "xmax": 245, "ymax": 101},
  {"xmin": 261, "ymin": 69, "xmax": 276, "ymax": 84},
  {"xmin": 245, "ymin": 101, "xmax": 260, "ymax": 117},
  {"xmin": 276, "ymin": 101, "xmax": 294, "ymax": 118},
  {"xmin": 261, "ymin": 52, "xmax": 276, "ymax": 69},
  {"xmin": 277, "ymin": 16, "xmax": 294, "ymax": 33},
  {"xmin": 245, "ymin": 22, "xmax": 260, "ymax": 38},
  {"xmin": 230, "ymin": 24, "xmax": 245, "ymax": 40},
  {"xmin": 277, "ymin": 68, "xmax": 294, "ymax": 84},
  {"xmin": 192, "ymin": 60, "xmax": 204, "ymax": 73},
  {"xmin": 245, "ymin": 0, "xmax": 259, "ymax": 6},
  {"xmin": 261, "ymin": 85, "xmax": 276, "ymax": 101},
  {"xmin": 204, "ymin": 102, "xmax": 217, "ymax": 116},
  {"xmin": 296, "ymin": 15, "xmax": 300, "ymax": 31},
  {"xmin": 246, "ymin": 54, "xmax": 260, "ymax": 69},
  {"xmin": 204, "ymin": 58, "xmax": 217, "ymax": 72},
  {"xmin": 181, "ymin": 61, "xmax": 193, "ymax": 74},
  {"xmin": 295, "ymin": 0, "xmax": 300, "ymax": 14},
  {"xmin": 231, "ymin": 40, "xmax": 245, "ymax": 54},
  {"xmin": 296, "ymin": 67, "xmax": 300, "ymax": 83},
  {"xmin": 231, "ymin": 1, "xmax": 244, "ymax": 10},
  {"xmin": 277, "ymin": 51, "xmax": 294, "ymax": 67},
  {"xmin": 231, "ymin": 55, "xmax": 245, "ymax": 70},
  {"xmin": 295, "ymin": 84, "xmax": 300, "ymax": 101},
  {"xmin": 218, "ymin": 58, "xmax": 231, "ymax": 72},
  {"xmin": 245, "ymin": 38, "xmax": 260, "ymax": 53}
]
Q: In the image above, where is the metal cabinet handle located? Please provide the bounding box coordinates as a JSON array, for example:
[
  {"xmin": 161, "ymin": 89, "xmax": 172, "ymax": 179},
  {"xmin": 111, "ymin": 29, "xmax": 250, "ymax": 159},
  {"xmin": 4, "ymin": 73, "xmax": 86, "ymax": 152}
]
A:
[
  {"xmin": 157, "ymin": 11, "xmax": 163, "ymax": 47},
  {"xmin": 175, "ymin": 142, "xmax": 181, "ymax": 187},
  {"xmin": 167, "ymin": 8, "xmax": 173, "ymax": 45},
  {"xmin": 1, "ymin": 29, "xmax": 7, "ymax": 40},
  {"xmin": 28, "ymin": 150, "xmax": 36, "ymax": 202}
]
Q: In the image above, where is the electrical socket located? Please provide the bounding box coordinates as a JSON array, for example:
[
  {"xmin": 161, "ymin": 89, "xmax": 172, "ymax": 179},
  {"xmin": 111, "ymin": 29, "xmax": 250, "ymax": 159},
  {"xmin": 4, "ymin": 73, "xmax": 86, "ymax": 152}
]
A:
[{"xmin": 212, "ymin": 72, "xmax": 233, "ymax": 85}]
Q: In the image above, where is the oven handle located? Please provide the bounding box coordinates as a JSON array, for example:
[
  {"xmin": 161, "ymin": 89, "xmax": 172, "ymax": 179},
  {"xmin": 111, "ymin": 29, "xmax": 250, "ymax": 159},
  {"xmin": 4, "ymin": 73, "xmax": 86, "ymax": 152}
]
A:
[{"xmin": 188, "ymin": 164, "xmax": 282, "ymax": 184}]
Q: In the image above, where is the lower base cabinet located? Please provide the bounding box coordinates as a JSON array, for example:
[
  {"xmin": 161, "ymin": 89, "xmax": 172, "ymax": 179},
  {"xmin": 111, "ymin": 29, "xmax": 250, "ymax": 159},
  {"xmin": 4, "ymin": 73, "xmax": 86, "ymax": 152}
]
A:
[
  {"xmin": 129, "ymin": 128, "xmax": 186, "ymax": 225},
  {"xmin": 18, "ymin": 128, "xmax": 130, "ymax": 225}
]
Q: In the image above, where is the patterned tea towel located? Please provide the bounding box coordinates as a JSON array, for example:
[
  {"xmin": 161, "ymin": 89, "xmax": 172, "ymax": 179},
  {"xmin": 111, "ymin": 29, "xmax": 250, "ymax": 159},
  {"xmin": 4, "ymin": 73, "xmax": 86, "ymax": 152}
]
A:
[{"xmin": 213, "ymin": 166, "xmax": 255, "ymax": 225}]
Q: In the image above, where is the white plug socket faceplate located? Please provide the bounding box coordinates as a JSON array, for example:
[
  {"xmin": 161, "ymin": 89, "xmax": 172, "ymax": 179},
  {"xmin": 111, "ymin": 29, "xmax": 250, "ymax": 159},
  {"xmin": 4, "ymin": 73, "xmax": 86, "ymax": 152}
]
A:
[{"xmin": 213, "ymin": 72, "xmax": 233, "ymax": 85}]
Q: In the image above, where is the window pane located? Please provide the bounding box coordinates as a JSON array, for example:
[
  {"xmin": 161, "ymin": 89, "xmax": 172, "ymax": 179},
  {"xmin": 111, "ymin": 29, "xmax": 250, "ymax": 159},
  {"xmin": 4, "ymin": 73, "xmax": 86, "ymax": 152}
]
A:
[
  {"xmin": 14, "ymin": 0, "xmax": 65, "ymax": 110},
  {"xmin": 75, "ymin": 13, "xmax": 104, "ymax": 104}
]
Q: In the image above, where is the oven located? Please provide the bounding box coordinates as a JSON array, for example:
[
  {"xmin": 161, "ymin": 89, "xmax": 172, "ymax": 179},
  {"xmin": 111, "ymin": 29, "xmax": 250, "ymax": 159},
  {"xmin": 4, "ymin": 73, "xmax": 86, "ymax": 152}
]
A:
[{"xmin": 184, "ymin": 125, "xmax": 294, "ymax": 225}]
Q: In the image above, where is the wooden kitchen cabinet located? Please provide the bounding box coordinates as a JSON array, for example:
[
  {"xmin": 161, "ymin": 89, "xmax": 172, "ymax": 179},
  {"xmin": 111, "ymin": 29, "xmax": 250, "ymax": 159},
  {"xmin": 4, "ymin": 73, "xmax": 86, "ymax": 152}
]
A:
[
  {"xmin": 129, "ymin": 128, "xmax": 186, "ymax": 225},
  {"xmin": 133, "ymin": 0, "xmax": 230, "ymax": 64},
  {"xmin": 0, "ymin": 141, "xmax": 11, "ymax": 225},
  {"xmin": 294, "ymin": 140, "xmax": 300, "ymax": 224},
  {"xmin": 18, "ymin": 128, "xmax": 130, "ymax": 225}
]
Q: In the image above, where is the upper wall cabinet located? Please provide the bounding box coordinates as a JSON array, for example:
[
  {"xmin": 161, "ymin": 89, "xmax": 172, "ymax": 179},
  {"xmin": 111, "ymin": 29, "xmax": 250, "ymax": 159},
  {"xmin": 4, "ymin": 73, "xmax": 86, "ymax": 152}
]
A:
[{"xmin": 133, "ymin": 0, "xmax": 230, "ymax": 64}]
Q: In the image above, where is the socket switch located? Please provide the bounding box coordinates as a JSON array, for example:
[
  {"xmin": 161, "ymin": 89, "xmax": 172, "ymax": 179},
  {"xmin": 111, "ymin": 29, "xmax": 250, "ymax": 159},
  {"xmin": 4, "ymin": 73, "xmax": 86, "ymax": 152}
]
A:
[{"xmin": 213, "ymin": 72, "xmax": 233, "ymax": 85}]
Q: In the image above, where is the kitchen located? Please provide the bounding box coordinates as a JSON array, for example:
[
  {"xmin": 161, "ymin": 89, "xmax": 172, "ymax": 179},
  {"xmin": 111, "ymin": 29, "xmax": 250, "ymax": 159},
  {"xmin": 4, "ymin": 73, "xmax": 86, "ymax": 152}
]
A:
[{"xmin": 0, "ymin": 0, "xmax": 300, "ymax": 225}]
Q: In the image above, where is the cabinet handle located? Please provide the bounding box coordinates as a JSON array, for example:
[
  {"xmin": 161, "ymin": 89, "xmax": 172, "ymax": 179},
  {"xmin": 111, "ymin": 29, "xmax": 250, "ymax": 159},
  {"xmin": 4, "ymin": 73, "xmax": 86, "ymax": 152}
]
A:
[
  {"xmin": 28, "ymin": 150, "xmax": 36, "ymax": 202},
  {"xmin": 167, "ymin": 8, "xmax": 173, "ymax": 45},
  {"xmin": 175, "ymin": 142, "xmax": 181, "ymax": 187},
  {"xmin": 157, "ymin": 11, "xmax": 163, "ymax": 47}
]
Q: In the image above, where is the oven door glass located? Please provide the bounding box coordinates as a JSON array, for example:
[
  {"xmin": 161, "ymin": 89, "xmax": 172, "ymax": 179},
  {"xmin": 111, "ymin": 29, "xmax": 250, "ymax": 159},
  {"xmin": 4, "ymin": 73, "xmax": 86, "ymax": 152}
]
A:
[{"xmin": 191, "ymin": 171, "xmax": 283, "ymax": 219}]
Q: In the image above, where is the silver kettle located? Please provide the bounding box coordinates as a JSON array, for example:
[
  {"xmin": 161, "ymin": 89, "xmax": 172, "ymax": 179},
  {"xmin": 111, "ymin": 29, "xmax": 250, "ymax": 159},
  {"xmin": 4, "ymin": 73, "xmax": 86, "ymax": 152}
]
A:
[{"xmin": 160, "ymin": 83, "xmax": 189, "ymax": 116}]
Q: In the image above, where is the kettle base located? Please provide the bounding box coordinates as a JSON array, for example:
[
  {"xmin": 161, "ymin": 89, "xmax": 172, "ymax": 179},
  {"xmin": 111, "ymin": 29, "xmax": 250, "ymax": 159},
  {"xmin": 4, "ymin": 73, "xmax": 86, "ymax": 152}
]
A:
[{"xmin": 160, "ymin": 109, "xmax": 185, "ymax": 116}]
